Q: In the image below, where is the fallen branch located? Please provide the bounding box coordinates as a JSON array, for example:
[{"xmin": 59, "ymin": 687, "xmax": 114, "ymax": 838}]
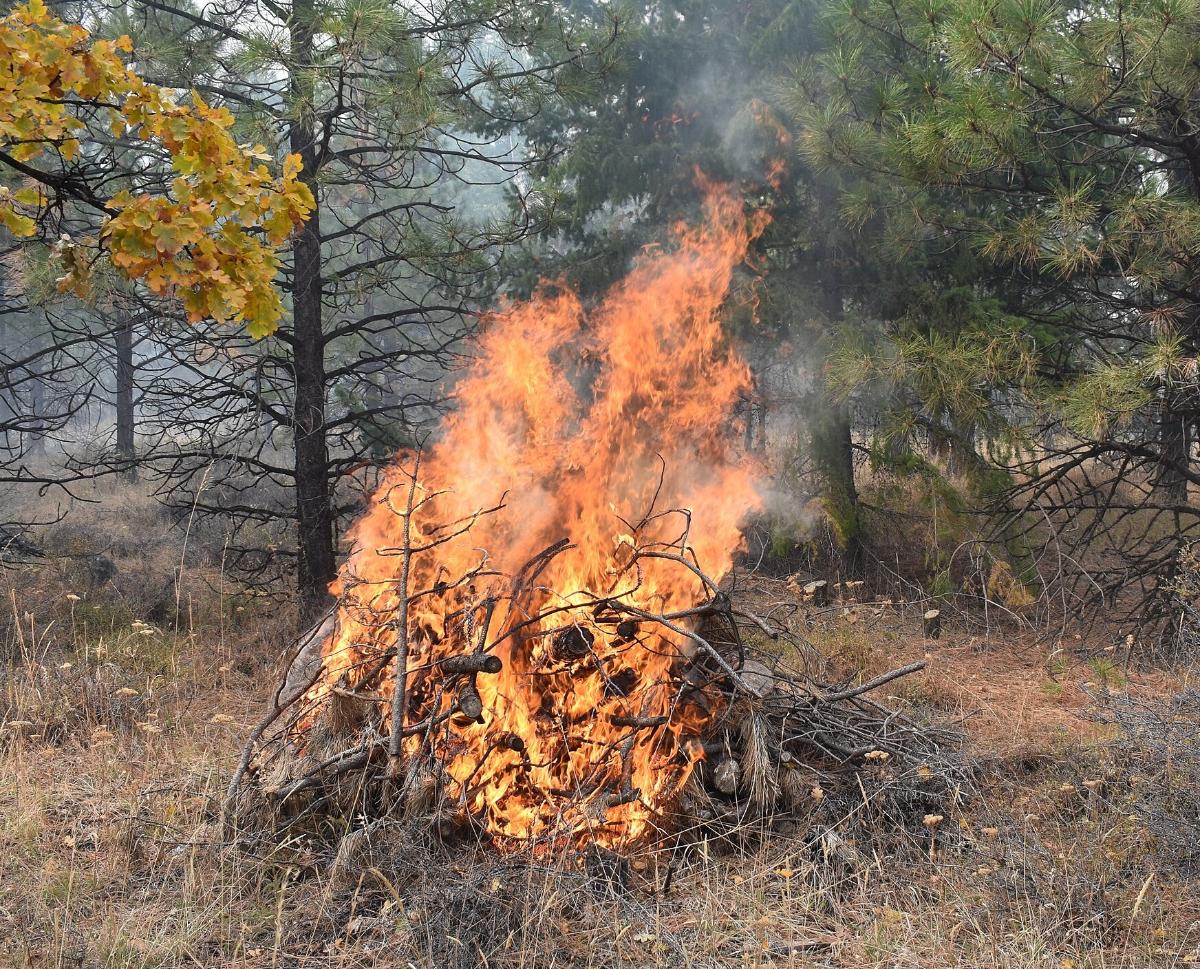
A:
[{"xmin": 819, "ymin": 661, "xmax": 926, "ymax": 704}]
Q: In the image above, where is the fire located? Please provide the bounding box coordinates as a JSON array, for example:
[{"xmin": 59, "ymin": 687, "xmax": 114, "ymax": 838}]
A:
[{"xmin": 300, "ymin": 182, "xmax": 768, "ymax": 849}]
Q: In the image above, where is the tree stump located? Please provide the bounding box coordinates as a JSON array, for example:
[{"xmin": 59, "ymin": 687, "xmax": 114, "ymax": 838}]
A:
[{"xmin": 803, "ymin": 580, "xmax": 829, "ymax": 607}]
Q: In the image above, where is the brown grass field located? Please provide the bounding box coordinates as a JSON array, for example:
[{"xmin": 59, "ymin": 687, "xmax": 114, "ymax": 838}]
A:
[{"xmin": 2, "ymin": 483, "xmax": 1198, "ymax": 968}]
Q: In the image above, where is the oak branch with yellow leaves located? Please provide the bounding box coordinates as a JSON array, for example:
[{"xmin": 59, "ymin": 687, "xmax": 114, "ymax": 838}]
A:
[{"xmin": 0, "ymin": 0, "xmax": 314, "ymax": 337}]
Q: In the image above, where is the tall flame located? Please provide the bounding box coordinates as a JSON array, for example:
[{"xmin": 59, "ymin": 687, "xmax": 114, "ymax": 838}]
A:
[{"xmin": 303, "ymin": 182, "xmax": 768, "ymax": 849}]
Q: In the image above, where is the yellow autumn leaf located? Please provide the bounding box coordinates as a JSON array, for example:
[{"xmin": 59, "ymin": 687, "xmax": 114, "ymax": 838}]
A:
[
  {"xmin": 1, "ymin": 207, "xmax": 36, "ymax": 236},
  {"xmin": 0, "ymin": 2, "xmax": 311, "ymax": 336},
  {"xmin": 9, "ymin": 143, "xmax": 41, "ymax": 162}
]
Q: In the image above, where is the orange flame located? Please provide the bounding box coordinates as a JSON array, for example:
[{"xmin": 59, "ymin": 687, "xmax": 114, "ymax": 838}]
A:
[{"xmin": 302, "ymin": 182, "xmax": 768, "ymax": 849}]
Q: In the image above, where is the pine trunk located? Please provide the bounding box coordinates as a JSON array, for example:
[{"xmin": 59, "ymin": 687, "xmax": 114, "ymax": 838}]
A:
[
  {"xmin": 27, "ymin": 364, "xmax": 45, "ymax": 456},
  {"xmin": 1156, "ymin": 391, "xmax": 1191, "ymax": 505},
  {"xmin": 813, "ymin": 398, "xmax": 861, "ymax": 557},
  {"xmin": 115, "ymin": 312, "xmax": 135, "ymax": 474},
  {"xmin": 814, "ymin": 279, "xmax": 861, "ymax": 559},
  {"xmin": 290, "ymin": 0, "xmax": 336, "ymax": 620}
]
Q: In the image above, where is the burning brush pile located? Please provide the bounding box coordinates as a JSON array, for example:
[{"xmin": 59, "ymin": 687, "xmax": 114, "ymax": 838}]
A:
[{"xmin": 227, "ymin": 185, "xmax": 960, "ymax": 855}]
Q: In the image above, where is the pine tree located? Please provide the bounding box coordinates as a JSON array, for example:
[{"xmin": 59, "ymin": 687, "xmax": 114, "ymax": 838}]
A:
[{"xmin": 793, "ymin": 0, "xmax": 1200, "ymax": 635}]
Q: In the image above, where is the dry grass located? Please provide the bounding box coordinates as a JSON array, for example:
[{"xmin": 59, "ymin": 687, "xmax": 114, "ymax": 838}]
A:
[{"xmin": 1, "ymin": 482, "xmax": 1198, "ymax": 967}]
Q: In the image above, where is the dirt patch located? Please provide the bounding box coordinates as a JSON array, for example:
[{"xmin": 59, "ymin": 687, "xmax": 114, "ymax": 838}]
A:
[
  {"xmin": 896, "ymin": 636, "xmax": 1184, "ymax": 758},
  {"xmin": 733, "ymin": 572, "xmax": 1186, "ymax": 761}
]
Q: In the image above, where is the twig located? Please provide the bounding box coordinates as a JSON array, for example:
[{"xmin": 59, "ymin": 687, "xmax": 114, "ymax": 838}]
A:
[{"xmin": 387, "ymin": 454, "xmax": 420, "ymax": 781}]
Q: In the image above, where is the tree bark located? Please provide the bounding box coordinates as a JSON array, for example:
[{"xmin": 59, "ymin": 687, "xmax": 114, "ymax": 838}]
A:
[
  {"xmin": 948, "ymin": 420, "xmax": 977, "ymax": 478},
  {"xmin": 115, "ymin": 311, "xmax": 135, "ymax": 474},
  {"xmin": 1155, "ymin": 389, "xmax": 1192, "ymax": 505},
  {"xmin": 290, "ymin": 0, "xmax": 336, "ymax": 620},
  {"xmin": 813, "ymin": 272, "xmax": 862, "ymax": 560},
  {"xmin": 26, "ymin": 363, "xmax": 45, "ymax": 456},
  {"xmin": 828, "ymin": 400, "xmax": 858, "ymax": 506},
  {"xmin": 811, "ymin": 394, "xmax": 862, "ymax": 559},
  {"xmin": 1156, "ymin": 155, "xmax": 1197, "ymax": 505}
]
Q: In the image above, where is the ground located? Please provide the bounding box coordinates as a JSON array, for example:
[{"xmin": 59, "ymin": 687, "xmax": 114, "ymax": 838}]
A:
[{"xmin": 1, "ymin": 489, "xmax": 1198, "ymax": 967}]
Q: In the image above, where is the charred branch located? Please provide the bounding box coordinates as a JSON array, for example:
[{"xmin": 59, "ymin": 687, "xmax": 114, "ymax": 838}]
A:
[{"xmin": 439, "ymin": 654, "xmax": 503, "ymax": 675}]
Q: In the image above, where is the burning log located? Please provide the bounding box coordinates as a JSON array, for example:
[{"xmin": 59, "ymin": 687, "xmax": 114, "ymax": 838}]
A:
[
  {"xmin": 228, "ymin": 538, "xmax": 951, "ymax": 847},
  {"xmin": 497, "ymin": 732, "xmax": 525, "ymax": 753},
  {"xmin": 551, "ymin": 625, "xmax": 594, "ymax": 662},
  {"xmin": 598, "ymin": 787, "xmax": 641, "ymax": 811},
  {"xmin": 609, "ymin": 714, "xmax": 669, "ymax": 730},
  {"xmin": 230, "ymin": 561, "xmax": 954, "ymax": 852},
  {"xmin": 440, "ymin": 654, "xmax": 503, "ymax": 675},
  {"xmin": 455, "ymin": 677, "xmax": 484, "ymax": 722}
]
